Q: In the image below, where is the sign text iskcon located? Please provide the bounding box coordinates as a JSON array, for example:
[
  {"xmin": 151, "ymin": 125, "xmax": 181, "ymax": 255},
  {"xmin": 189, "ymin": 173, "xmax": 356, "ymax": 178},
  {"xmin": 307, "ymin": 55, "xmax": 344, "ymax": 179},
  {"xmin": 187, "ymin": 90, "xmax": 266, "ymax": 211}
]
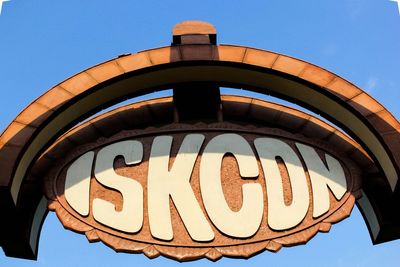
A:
[{"xmin": 50, "ymin": 131, "xmax": 357, "ymax": 254}]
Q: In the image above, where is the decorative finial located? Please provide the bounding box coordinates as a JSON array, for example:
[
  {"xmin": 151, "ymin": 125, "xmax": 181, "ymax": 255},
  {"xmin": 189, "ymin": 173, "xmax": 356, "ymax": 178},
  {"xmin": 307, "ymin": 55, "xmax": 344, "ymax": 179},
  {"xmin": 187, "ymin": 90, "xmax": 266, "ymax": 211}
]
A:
[{"xmin": 172, "ymin": 21, "xmax": 217, "ymax": 45}]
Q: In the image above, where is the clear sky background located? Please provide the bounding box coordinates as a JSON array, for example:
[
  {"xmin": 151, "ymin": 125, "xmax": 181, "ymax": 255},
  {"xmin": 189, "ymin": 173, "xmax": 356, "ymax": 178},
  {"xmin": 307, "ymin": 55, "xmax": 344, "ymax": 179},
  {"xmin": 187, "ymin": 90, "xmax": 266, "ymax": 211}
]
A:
[{"xmin": 0, "ymin": 0, "xmax": 400, "ymax": 266}]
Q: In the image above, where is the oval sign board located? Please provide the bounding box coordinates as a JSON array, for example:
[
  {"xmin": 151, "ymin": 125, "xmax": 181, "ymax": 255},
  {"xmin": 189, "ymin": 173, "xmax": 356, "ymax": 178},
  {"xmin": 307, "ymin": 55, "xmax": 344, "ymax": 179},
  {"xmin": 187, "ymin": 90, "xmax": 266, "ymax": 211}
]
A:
[{"xmin": 45, "ymin": 124, "xmax": 361, "ymax": 261}]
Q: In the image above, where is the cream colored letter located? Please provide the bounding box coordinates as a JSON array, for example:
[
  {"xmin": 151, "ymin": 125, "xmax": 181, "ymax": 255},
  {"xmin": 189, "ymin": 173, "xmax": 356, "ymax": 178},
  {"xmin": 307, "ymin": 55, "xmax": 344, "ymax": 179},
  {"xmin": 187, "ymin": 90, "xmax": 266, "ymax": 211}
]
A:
[
  {"xmin": 255, "ymin": 138, "xmax": 309, "ymax": 230},
  {"xmin": 93, "ymin": 141, "xmax": 143, "ymax": 233},
  {"xmin": 148, "ymin": 134, "xmax": 214, "ymax": 242},
  {"xmin": 65, "ymin": 151, "xmax": 94, "ymax": 216},
  {"xmin": 200, "ymin": 133, "xmax": 263, "ymax": 238},
  {"xmin": 296, "ymin": 143, "xmax": 347, "ymax": 218}
]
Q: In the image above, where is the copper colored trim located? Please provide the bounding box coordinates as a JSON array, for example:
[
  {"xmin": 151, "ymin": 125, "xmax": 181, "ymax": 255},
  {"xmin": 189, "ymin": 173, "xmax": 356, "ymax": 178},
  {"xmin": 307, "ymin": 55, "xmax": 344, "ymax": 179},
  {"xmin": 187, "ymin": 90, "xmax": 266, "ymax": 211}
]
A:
[{"xmin": 39, "ymin": 95, "xmax": 370, "ymax": 168}]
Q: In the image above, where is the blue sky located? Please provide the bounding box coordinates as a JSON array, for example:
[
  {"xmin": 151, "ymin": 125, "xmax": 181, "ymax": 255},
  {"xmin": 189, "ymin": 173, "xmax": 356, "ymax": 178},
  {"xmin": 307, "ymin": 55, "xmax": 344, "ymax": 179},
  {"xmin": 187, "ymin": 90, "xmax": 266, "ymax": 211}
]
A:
[{"xmin": 0, "ymin": 0, "xmax": 400, "ymax": 266}]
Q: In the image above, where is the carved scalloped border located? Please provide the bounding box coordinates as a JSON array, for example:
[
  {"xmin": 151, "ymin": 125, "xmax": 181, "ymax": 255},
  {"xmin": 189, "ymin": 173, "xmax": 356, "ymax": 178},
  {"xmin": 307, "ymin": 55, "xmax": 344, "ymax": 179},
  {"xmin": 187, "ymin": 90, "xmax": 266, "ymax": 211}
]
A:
[
  {"xmin": 45, "ymin": 122, "xmax": 362, "ymax": 262},
  {"xmin": 48, "ymin": 192, "xmax": 357, "ymax": 261}
]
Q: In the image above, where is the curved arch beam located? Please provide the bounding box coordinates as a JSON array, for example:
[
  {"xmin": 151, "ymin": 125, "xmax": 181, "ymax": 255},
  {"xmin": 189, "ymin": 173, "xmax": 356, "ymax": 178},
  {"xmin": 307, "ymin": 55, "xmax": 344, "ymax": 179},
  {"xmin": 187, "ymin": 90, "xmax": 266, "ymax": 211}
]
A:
[
  {"xmin": 1, "ymin": 45, "xmax": 399, "ymax": 251},
  {"xmin": 1, "ymin": 45, "xmax": 399, "ymax": 203}
]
